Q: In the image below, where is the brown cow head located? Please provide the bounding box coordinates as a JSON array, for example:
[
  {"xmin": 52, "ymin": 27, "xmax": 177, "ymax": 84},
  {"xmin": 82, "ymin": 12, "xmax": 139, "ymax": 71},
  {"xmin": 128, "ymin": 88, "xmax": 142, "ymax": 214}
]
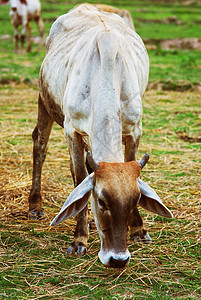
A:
[
  {"xmin": 91, "ymin": 160, "xmax": 141, "ymax": 267},
  {"xmin": 50, "ymin": 153, "xmax": 173, "ymax": 267}
]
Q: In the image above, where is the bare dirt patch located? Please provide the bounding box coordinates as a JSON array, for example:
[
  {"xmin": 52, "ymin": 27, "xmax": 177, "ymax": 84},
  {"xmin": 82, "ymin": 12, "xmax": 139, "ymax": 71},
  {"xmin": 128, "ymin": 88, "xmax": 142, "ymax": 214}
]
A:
[
  {"xmin": 178, "ymin": 133, "xmax": 201, "ymax": 142},
  {"xmin": 144, "ymin": 37, "xmax": 201, "ymax": 51},
  {"xmin": 137, "ymin": 15, "xmax": 183, "ymax": 25}
]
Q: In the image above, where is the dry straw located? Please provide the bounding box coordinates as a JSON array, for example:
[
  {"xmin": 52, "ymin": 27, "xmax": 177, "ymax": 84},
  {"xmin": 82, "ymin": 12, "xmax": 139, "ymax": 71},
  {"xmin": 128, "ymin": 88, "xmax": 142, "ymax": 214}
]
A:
[{"xmin": 0, "ymin": 84, "xmax": 200, "ymax": 298}]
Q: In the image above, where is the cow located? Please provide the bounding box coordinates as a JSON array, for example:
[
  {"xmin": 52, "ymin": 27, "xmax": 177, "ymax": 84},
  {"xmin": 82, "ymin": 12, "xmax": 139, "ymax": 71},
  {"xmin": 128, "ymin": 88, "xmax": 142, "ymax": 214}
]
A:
[
  {"xmin": 74, "ymin": 3, "xmax": 135, "ymax": 30},
  {"xmin": 28, "ymin": 4, "xmax": 173, "ymax": 268},
  {"xmin": 0, "ymin": 0, "xmax": 44, "ymax": 52}
]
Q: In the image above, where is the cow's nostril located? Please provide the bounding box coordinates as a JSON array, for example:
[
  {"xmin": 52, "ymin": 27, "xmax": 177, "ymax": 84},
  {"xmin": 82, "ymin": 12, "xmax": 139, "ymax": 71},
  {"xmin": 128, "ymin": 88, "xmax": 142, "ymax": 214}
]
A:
[{"xmin": 109, "ymin": 256, "xmax": 129, "ymax": 268}]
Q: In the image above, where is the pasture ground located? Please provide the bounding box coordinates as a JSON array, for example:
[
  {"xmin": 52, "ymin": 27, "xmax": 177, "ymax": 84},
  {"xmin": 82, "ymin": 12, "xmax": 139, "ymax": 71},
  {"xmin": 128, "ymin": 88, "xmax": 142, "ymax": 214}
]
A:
[
  {"xmin": 0, "ymin": 0, "xmax": 201, "ymax": 299},
  {"xmin": 0, "ymin": 84, "xmax": 200, "ymax": 299}
]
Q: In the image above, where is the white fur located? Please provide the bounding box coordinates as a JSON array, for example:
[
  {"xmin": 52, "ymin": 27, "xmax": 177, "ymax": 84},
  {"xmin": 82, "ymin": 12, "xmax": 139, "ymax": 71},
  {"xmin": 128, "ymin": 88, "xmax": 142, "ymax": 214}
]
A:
[
  {"xmin": 42, "ymin": 4, "xmax": 149, "ymax": 163},
  {"xmin": 98, "ymin": 249, "xmax": 131, "ymax": 267}
]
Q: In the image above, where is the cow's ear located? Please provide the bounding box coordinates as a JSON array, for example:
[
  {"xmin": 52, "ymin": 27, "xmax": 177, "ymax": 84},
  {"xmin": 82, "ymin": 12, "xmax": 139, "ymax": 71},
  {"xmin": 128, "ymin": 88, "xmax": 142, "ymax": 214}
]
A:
[
  {"xmin": 20, "ymin": 0, "xmax": 27, "ymax": 5},
  {"xmin": 137, "ymin": 178, "xmax": 173, "ymax": 218},
  {"xmin": 50, "ymin": 173, "xmax": 94, "ymax": 226},
  {"xmin": 1, "ymin": 0, "xmax": 9, "ymax": 5}
]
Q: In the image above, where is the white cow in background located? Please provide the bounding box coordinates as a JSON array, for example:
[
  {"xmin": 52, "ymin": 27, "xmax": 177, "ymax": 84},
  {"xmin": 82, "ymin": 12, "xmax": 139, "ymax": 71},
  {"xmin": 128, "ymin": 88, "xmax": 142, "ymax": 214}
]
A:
[
  {"xmin": 1, "ymin": 0, "xmax": 44, "ymax": 52},
  {"xmin": 29, "ymin": 4, "xmax": 173, "ymax": 268}
]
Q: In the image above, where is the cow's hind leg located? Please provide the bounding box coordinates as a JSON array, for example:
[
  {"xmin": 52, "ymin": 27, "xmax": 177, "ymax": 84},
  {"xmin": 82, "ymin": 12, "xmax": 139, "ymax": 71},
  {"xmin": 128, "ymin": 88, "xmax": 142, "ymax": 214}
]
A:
[
  {"xmin": 66, "ymin": 132, "xmax": 89, "ymax": 255},
  {"xmin": 29, "ymin": 94, "xmax": 54, "ymax": 219},
  {"xmin": 129, "ymin": 207, "xmax": 152, "ymax": 243}
]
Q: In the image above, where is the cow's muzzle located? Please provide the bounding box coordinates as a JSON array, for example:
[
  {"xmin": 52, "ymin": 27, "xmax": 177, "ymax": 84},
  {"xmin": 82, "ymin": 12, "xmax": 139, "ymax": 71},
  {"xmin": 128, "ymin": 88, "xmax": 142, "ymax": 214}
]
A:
[
  {"xmin": 98, "ymin": 249, "xmax": 131, "ymax": 268},
  {"xmin": 109, "ymin": 256, "xmax": 130, "ymax": 268}
]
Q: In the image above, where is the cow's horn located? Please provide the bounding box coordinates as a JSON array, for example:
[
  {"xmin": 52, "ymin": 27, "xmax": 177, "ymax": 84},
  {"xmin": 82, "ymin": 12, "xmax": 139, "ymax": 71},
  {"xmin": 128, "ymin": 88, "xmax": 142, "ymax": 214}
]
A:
[
  {"xmin": 138, "ymin": 153, "xmax": 150, "ymax": 169},
  {"xmin": 86, "ymin": 151, "xmax": 99, "ymax": 171}
]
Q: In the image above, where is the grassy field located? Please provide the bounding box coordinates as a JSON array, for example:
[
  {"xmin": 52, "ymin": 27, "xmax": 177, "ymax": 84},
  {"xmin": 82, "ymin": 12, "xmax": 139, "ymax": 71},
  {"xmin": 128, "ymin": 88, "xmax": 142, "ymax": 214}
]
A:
[
  {"xmin": 0, "ymin": 0, "xmax": 201, "ymax": 86},
  {"xmin": 0, "ymin": 0, "xmax": 201, "ymax": 299}
]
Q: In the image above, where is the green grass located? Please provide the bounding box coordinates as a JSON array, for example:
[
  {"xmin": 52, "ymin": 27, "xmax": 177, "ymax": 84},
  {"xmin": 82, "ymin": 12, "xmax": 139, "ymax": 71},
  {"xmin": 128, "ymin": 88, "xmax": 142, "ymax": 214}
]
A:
[
  {"xmin": 149, "ymin": 49, "xmax": 201, "ymax": 85},
  {"xmin": 1, "ymin": 225, "xmax": 200, "ymax": 299},
  {"xmin": 0, "ymin": 0, "xmax": 200, "ymax": 86}
]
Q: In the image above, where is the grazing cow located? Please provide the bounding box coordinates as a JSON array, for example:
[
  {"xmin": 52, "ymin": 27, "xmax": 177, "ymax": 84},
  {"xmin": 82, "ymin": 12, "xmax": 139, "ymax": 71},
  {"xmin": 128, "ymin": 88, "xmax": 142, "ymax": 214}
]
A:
[
  {"xmin": 1, "ymin": 0, "xmax": 44, "ymax": 52},
  {"xmin": 29, "ymin": 4, "xmax": 173, "ymax": 268},
  {"xmin": 75, "ymin": 3, "xmax": 135, "ymax": 30}
]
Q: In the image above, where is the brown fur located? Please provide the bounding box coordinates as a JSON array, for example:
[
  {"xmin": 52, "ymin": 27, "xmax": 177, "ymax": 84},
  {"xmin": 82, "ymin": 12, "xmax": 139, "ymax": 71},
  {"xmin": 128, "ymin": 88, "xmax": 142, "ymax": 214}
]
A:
[
  {"xmin": 95, "ymin": 161, "xmax": 141, "ymax": 184},
  {"xmin": 0, "ymin": 0, "xmax": 9, "ymax": 4},
  {"xmin": 29, "ymin": 95, "xmax": 54, "ymax": 214},
  {"xmin": 20, "ymin": 0, "xmax": 27, "ymax": 4},
  {"xmin": 93, "ymin": 161, "xmax": 144, "ymax": 254}
]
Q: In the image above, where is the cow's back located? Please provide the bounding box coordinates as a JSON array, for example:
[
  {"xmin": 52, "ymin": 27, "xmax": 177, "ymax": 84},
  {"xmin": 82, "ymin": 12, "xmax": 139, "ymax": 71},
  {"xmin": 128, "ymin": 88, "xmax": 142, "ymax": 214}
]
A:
[{"xmin": 39, "ymin": 4, "xmax": 149, "ymax": 131}]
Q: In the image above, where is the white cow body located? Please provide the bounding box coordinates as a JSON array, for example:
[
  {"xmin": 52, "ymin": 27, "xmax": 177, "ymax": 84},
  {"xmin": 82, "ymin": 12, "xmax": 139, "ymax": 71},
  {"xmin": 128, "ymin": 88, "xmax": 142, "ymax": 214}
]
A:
[
  {"xmin": 41, "ymin": 4, "xmax": 148, "ymax": 163},
  {"xmin": 29, "ymin": 4, "xmax": 173, "ymax": 268}
]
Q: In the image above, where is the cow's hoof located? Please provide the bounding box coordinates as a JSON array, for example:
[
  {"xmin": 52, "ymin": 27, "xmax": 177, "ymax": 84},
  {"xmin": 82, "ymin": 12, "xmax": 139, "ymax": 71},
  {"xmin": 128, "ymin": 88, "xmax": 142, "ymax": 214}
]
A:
[
  {"xmin": 66, "ymin": 245, "xmax": 74, "ymax": 255},
  {"xmin": 77, "ymin": 244, "xmax": 87, "ymax": 255},
  {"xmin": 143, "ymin": 232, "xmax": 152, "ymax": 243},
  {"xmin": 66, "ymin": 242, "xmax": 87, "ymax": 256},
  {"xmin": 28, "ymin": 209, "xmax": 47, "ymax": 220},
  {"xmin": 130, "ymin": 230, "xmax": 152, "ymax": 243}
]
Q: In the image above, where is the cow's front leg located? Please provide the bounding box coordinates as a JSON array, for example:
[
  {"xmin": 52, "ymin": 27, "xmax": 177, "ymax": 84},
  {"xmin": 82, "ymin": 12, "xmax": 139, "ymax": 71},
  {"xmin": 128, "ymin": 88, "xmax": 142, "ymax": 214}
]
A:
[
  {"xmin": 28, "ymin": 95, "xmax": 54, "ymax": 219},
  {"xmin": 66, "ymin": 132, "xmax": 89, "ymax": 255},
  {"xmin": 129, "ymin": 207, "xmax": 152, "ymax": 243},
  {"xmin": 67, "ymin": 205, "xmax": 89, "ymax": 255}
]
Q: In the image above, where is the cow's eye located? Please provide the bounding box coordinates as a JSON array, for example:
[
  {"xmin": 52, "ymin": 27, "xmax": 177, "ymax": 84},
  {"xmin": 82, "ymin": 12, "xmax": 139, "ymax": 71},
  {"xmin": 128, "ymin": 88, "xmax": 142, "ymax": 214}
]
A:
[{"xmin": 98, "ymin": 198, "xmax": 107, "ymax": 210}]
